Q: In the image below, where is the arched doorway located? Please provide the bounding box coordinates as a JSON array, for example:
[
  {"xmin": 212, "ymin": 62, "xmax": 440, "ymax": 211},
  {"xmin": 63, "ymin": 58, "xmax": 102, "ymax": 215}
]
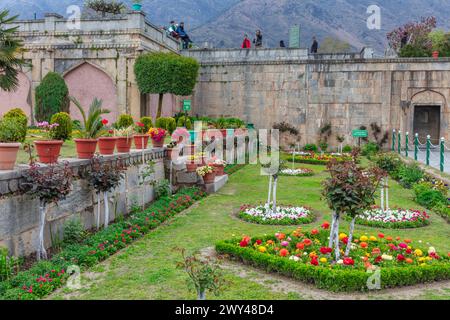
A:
[
  {"xmin": 64, "ymin": 62, "xmax": 118, "ymax": 123},
  {"xmin": 0, "ymin": 72, "xmax": 32, "ymax": 121}
]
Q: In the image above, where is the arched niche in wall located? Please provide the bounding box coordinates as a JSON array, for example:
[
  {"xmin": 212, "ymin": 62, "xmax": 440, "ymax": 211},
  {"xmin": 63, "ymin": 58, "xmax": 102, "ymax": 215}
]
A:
[
  {"xmin": 63, "ymin": 62, "xmax": 118, "ymax": 123},
  {"xmin": 0, "ymin": 72, "xmax": 32, "ymax": 121}
]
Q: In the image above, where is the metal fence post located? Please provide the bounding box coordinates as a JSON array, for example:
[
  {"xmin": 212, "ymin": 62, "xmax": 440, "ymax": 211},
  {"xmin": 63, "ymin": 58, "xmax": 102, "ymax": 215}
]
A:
[
  {"xmin": 440, "ymin": 137, "xmax": 445, "ymax": 172},
  {"xmin": 426, "ymin": 135, "xmax": 431, "ymax": 166},
  {"xmin": 392, "ymin": 129, "xmax": 396, "ymax": 151},
  {"xmin": 398, "ymin": 130, "xmax": 401, "ymax": 154},
  {"xmin": 414, "ymin": 133, "xmax": 418, "ymax": 161},
  {"xmin": 405, "ymin": 132, "xmax": 409, "ymax": 158}
]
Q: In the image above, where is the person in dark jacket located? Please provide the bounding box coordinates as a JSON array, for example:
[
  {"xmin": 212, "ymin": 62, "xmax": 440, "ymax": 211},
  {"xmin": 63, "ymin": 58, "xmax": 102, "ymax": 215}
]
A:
[
  {"xmin": 242, "ymin": 34, "xmax": 251, "ymax": 49},
  {"xmin": 311, "ymin": 36, "xmax": 318, "ymax": 53},
  {"xmin": 400, "ymin": 31, "xmax": 409, "ymax": 48},
  {"xmin": 253, "ymin": 30, "xmax": 263, "ymax": 48},
  {"xmin": 279, "ymin": 40, "xmax": 286, "ymax": 48},
  {"xmin": 176, "ymin": 22, "xmax": 192, "ymax": 49}
]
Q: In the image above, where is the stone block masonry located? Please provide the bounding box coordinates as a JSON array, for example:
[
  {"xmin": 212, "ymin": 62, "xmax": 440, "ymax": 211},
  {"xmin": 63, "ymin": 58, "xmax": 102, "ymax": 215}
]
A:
[{"xmin": 0, "ymin": 149, "xmax": 165, "ymax": 257}]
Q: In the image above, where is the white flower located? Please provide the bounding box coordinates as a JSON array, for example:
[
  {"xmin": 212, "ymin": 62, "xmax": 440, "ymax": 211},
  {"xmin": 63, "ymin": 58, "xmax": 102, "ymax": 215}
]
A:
[
  {"xmin": 428, "ymin": 247, "xmax": 436, "ymax": 254},
  {"xmin": 289, "ymin": 256, "xmax": 300, "ymax": 262},
  {"xmin": 241, "ymin": 205, "xmax": 311, "ymax": 222},
  {"xmin": 337, "ymin": 259, "xmax": 344, "ymax": 265},
  {"xmin": 382, "ymin": 254, "xmax": 393, "ymax": 261}
]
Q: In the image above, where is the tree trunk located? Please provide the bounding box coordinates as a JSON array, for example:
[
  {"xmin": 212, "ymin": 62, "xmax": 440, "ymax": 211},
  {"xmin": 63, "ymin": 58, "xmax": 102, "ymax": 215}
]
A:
[
  {"xmin": 328, "ymin": 212, "xmax": 337, "ymax": 248},
  {"xmin": 156, "ymin": 93, "xmax": 164, "ymax": 119},
  {"xmin": 97, "ymin": 192, "xmax": 101, "ymax": 230},
  {"xmin": 266, "ymin": 175, "xmax": 273, "ymax": 209},
  {"xmin": 385, "ymin": 177, "xmax": 389, "ymax": 210},
  {"xmin": 38, "ymin": 202, "xmax": 47, "ymax": 260},
  {"xmin": 380, "ymin": 181, "xmax": 384, "ymax": 211},
  {"xmin": 345, "ymin": 217, "xmax": 356, "ymax": 256},
  {"xmin": 334, "ymin": 214, "xmax": 340, "ymax": 261},
  {"xmin": 272, "ymin": 175, "xmax": 278, "ymax": 214},
  {"xmin": 197, "ymin": 290, "xmax": 206, "ymax": 300},
  {"xmin": 104, "ymin": 192, "xmax": 110, "ymax": 228}
]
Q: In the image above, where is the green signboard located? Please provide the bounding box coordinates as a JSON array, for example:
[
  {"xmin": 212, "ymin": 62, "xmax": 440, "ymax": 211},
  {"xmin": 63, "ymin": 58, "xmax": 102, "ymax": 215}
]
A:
[
  {"xmin": 289, "ymin": 25, "xmax": 300, "ymax": 48},
  {"xmin": 352, "ymin": 130, "xmax": 368, "ymax": 138},
  {"xmin": 183, "ymin": 100, "xmax": 191, "ymax": 112}
]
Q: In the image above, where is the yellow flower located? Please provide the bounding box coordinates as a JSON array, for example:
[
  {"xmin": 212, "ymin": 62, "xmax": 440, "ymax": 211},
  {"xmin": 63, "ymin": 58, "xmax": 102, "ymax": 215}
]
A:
[
  {"xmin": 258, "ymin": 246, "xmax": 267, "ymax": 253},
  {"xmin": 320, "ymin": 257, "xmax": 327, "ymax": 263},
  {"xmin": 418, "ymin": 257, "xmax": 426, "ymax": 263},
  {"xmin": 360, "ymin": 235, "xmax": 368, "ymax": 242},
  {"xmin": 426, "ymin": 257, "xmax": 432, "ymax": 261},
  {"xmin": 339, "ymin": 233, "xmax": 348, "ymax": 240},
  {"xmin": 420, "ymin": 263, "xmax": 427, "ymax": 267},
  {"xmin": 414, "ymin": 249, "xmax": 423, "ymax": 257},
  {"xmin": 365, "ymin": 253, "xmax": 370, "ymax": 257},
  {"xmin": 369, "ymin": 236, "xmax": 377, "ymax": 242}
]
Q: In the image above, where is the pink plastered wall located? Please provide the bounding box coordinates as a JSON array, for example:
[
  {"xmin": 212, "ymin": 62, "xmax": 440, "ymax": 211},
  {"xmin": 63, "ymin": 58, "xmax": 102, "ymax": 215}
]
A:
[
  {"xmin": 146, "ymin": 93, "xmax": 178, "ymax": 119},
  {"xmin": 65, "ymin": 63, "xmax": 118, "ymax": 123},
  {"xmin": 0, "ymin": 72, "xmax": 32, "ymax": 120}
]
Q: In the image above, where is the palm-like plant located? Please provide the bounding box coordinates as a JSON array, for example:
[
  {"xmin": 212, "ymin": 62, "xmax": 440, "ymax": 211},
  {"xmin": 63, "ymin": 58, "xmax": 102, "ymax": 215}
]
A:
[
  {"xmin": 70, "ymin": 96, "xmax": 110, "ymax": 139},
  {"xmin": 0, "ymin": 10, "xmax": 26, "ymax": 91}
]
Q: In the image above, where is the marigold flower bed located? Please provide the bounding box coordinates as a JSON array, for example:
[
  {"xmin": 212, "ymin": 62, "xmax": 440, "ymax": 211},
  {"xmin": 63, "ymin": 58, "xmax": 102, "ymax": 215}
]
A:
[
  {"xmin": 0, "ymin": 187, "xmax": 207, "ymax": 300},
  {"xmin": 216, "ymin": 225, "xmax": 450, "ymax": 292},
  {"xmin": 293, "ymin": 152, "xmax": 352, "ymax": 165},
  {"xmin": 354, "ymin": 206, "xmax": 431, "ymax": 229},
  {"xmin": 279, "ymin": 168, "xmax": 314, "ymax": 177},
  {"xmin": 238, "ymin": 204, "xmax": 315, "ymax": 225}
]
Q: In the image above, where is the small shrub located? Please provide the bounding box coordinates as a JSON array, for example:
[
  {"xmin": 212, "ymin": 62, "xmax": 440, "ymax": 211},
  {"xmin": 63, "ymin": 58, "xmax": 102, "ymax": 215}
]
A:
[
  {"xmin": 155, "ymin": 179, "xmax": 171, "ymax": 199},
  {"xmin": 342, "ymin": 145, "xmax": 353, "ymax": 153},
  {"xmin": 319, "ymin": 141, "xmax": 328, "ymax": 152},
  {"xmin": 399, "ymin": 44, "xmax": 431, "ymax": 57},
  {"xmin": 373, "ymin": 152, "xmax": 402, "ymax": 173},
  {"xmin": 273, "ymin": 122, "xmax": 299, "ymax": 135},
  {"xmin": 0, "ymin": 247, "xmax": 19, "ymax": 281},
  {"xmin": 397, "ymin": 163, "xmax": 424, "ymax": 189},
  {"xmin": 140, "ymin": 117, "xmax": 153, "ymax": 132},
  {"xmin": 156, "ymin": 117, "xmax": 176, "ymax": 133},
  {"xmin": 303, "ymin": 144, "xmax": 318, "ymax": 152},
  {"xmin": 413, "ymin": 182, "xmax": 447, "ymax": 209},
  {"xmin": 0, "ymin": 118, "xmax": 25, "ymax": 143},
  {"xmin": 2, "ymin": 108, "xmax": 27, "ymax": 142},
  {"xmin": 361, "ymin": 141, "xmax": 379, "ymax": 158},
  {"xmin": 116, "ymin": 114, "xmax": 134, "ymax": 129},
  {"xmin": 177, "ymin": 116, "xmax": 192, "ymax": 130},
  {"xmin": 50, "ymin": 112, "xmax": 72, "ymax": 141},
  {"xmin": 62, "ymin": 218, "xmax": 86, "ymax": 245}
]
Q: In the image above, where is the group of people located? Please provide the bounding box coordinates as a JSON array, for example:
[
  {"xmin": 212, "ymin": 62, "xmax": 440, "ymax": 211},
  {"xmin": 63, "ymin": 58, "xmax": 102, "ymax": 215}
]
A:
[
  {"xmin": 166, "ymin": 21, "xmax": 192, "ymax": 49},
  {"xmin": 241, "ymin": 30, "xmax": 263, "ymax": 49}
]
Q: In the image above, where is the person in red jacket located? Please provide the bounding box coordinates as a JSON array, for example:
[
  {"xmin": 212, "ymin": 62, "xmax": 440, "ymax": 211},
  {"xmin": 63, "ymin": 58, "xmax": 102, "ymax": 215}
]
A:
[{"xmin": 242, "ymin": 34, "xmax": 251, "ymax": 49}]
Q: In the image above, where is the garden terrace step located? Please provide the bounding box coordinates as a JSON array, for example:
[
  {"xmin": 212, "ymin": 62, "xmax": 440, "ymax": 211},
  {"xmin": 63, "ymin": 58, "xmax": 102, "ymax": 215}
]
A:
[{"xmin": 203, "ymin": 174, "xmax": 229, "ymax": 194}]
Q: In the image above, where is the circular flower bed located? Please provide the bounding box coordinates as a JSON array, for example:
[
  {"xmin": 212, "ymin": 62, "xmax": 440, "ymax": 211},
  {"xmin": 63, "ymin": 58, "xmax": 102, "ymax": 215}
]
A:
[
  {"xmin": 280, "ymin": 168, "xmax": 314, "ymax": 177},
  {"xmin": 238, "ymin": 204, "xmax": 315, "ymax": 225},
  {"xmin": 293, "ymin": 152, "xmax": 352, "ymax": 165},
  {"xmin": 216, "ymin": 223, "xmax": 450, "ymax": 292},
  {"xmin": 355, "ymin": 206, "xmax": 431, "ymax": 229}
]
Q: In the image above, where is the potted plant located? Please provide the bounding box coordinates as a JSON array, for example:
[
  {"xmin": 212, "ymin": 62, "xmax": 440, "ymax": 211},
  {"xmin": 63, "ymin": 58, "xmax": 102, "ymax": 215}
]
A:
[
  {"xmin": 132, "ymin": 0, "xmax": 142, "ymax": 11},
  {"xmin": 98, "ymin": 120, "xmax": 117, "ymax": 155},
  {"xmin": 148, "ymin": 128, "xmax": 167, "ymax": 148},
  {"xmin": 134, "ymin": 121, "xmax": 149, "ymax": 149},
  {"xmin": 432, "ymin": 50, "xmax": 439, "ymax": 58},
  {"xmin": 166, "ymin": 141, "xmax": 180, "ymax": 160},
  {"xmin": 0, "ymin": 118, "xmax": 24, "ymax": 170},
  {"xmin": 186, "ymin": 155, "xmax": 198, "ymax": 173},
  {"xmin": 209, "ymin": 158, "xmax": 227, "ymax": 177},
  {"xmin": 197, "ymin": 165, "xmax": 216, "ymax": 184},
  {"xmin": 34, "ymin": 121, "xmax": 63, "ymax": 164},
  {"xmin": 114, "ymin": 126, "xmax": 134, "ymax": 153},
  {"xmin": 196, "ymin": 152, "xmax": 208, "ymax": 165},
  {"xmin": 71, "ymin": 97, "xmax": 110, "ymax": 159}
]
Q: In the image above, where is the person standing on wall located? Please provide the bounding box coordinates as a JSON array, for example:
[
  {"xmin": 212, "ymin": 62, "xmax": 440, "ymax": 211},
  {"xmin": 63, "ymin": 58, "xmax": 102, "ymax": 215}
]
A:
[
  {"xmin": 279, "ymin": 40, "xmax": 286, "ymax": 48},
  {"xmin": 311, "ymin": 36, "xmax": 319, "ymax": 53},
  {"xmin": 253, "ymin": 30, "xmax": 263, "ymax": 48},
  {"xmin": 242, "ymin": 34, "xmax": 251, "ymax": 49}
]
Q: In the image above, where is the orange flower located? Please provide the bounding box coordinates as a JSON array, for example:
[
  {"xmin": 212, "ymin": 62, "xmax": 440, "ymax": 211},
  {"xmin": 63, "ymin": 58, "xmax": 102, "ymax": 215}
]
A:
[
  {"xmin": 280, "ymin": 249, "xmax": 289, "ymax": 257},
  {"xmin": 386, "ymin": 236, "xmax": 393, "ymax": 241},
  {"xmin": 303, "ymin": 239, "xmax": 312, "ymax": 246},
  {"xmin": 267, "ymin": 240, "xmax": 274, "ymax": 245},
  {"xmin": 396, "ymin": 236, "xmax": 401, "ymax": 241},
  {"xmin": 311, "ymin": 229, "xmax": 319, "ymax": 235},
  {"xmin": 405, "ymin": 258, "xmax": 413, "ymax": 264},
  {"xmin": 364, "ymin": 262, "xmax": 372, "ymax": 269},
  {"xmin": 404, "ymin": 239, "xmax": 412, "ymax": 244},
  {"xmin": 276, "ymin": 233, "xmax": 286, "ymax": 240},
  {"xmin": 360, "ymin": 242, "xmax": 368, "ymax": 248},
  {"xmin": 296, "ymin": 243, "xmax": 305, "ymax": 250}
]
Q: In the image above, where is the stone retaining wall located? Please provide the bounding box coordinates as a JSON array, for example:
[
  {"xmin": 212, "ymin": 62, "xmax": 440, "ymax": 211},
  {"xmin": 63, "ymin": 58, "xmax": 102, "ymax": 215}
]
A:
[{"xmin": 0, "ymin": 149, "xmax": 166, "ymax": 257}]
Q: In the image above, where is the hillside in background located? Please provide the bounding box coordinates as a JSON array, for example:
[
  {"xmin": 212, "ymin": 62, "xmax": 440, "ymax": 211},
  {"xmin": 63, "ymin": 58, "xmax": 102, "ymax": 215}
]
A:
[{"xmin": 1, "ymin": 0, "xmax": 449, "ymax": 53}]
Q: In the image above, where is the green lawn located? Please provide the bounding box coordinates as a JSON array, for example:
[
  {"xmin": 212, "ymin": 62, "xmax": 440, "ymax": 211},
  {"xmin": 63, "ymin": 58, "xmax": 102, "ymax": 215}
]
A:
[{"xmin": 51, "ymin": 161, "xmax": 450, "ymax": 300}]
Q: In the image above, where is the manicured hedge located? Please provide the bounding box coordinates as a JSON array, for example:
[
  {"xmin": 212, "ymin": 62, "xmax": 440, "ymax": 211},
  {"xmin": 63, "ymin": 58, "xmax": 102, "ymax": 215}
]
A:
[
  {"xmin": 216, "ymin": 237, "xmax": 450, "ymax": 292},
  {"xmin": 0, "ymin": 187, "xmax": 206, "ymax": 300}
]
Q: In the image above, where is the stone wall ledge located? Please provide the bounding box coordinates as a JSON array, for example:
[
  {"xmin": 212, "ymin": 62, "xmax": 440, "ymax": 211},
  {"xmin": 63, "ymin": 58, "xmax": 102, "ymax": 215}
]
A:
[{"xmin": 0, "ymin": 148, "xmax": 166, "ymax": 197}]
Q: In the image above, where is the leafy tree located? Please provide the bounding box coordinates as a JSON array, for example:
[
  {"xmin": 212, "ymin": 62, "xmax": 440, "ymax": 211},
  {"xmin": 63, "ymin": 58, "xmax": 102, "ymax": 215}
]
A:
[
  {"xmin": 0, "ymin": 10, "xmax": 26, "ymax": 91},
  {"xmin": 134, "ymin": 52, "xmax": 199, "ymax": 119},
  {"xmin": 85, "ymin": 0, "xmax": 125, "ymax": 17},
  {"xmin": 35, "ymin": 72, "xmax": 70, "ymax": 122},
  {"xmin": 387, "ymin": 16, "xmax": 436, "ymax": 53},
  {"xmin": 318, "ymin": 37, "xmax": 351, "ymax": 53}
]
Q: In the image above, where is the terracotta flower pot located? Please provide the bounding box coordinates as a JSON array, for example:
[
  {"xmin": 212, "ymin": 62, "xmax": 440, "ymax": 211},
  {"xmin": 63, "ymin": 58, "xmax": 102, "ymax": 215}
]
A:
[
  {"xmin": 202, "ymin": 171, "xmax": 216, "ymax": 184},
  {"xmin": 98, "ymin": 137, "xmax": 117, "ymax": 155},
  {"xmin": 116, "ymin": 137, "xmax": 133, "ymax": 153},
  {"xmin": 213, "ymin": 164, "xmax": 225, "ymax": 176},
  {"xmin": 134, "ymin": 134, "xmax": 149, "ymax": 150},
  {"xmin": 432, "ymin": 51, "xmax": 439, "ymax": 59},
  {"xmin": 0, "ymin": 143, "xmax": 21, "ymax": 170},
  {"xmin": 74, "ymin": 139, "xmax": 98, "ymax": 159},
  {"xmin": 151, "ymin": 139, "xmax": 164, "ymax": 148},
  {"xmin": 167, "ymin": 148, "xmax": 180, "ymax": 160},
  {"xmin": 186, "ymin": 162, "xmax": 198, "ymax": 173},
  {"xmin": 34, "ymin": 140, "xmax": 64, "ymax": 164}
]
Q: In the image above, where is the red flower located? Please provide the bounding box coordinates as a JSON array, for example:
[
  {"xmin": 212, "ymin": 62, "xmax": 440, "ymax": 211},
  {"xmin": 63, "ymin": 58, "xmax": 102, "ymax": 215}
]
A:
[
  {"xmin": 102, "ymin": 119, "xmax": 109, "ymax": 125},
  {"xmin": 296, "ymin": 243, "xmax": 305, "ymax": 250},
  {"xmin": 406, "ymin": 248, "xmax": 412, "ymax": 254},
  {"xmin": 239, "ymin": 240, "xmax": 248, "ymax": 247},
  {"xmin": 343, "ymin": 257, "xmax": 354, "ymax": 266},
  {"xmin": 311, "ymin": 229, "xmax": 319, "ymax": 235},
  {"xmin": 374, "ymin": 255, "xmax": 382, "ymax": 263},
  {"xmin": 320, "ymin": 247, "xmax": 332, "ymax": 254},
  {"xmin": 321, "ymin": 221, "xmax": 330, "ymax": 229},
  {"xmin": 310, "ymin": 256, "xmax": 319, "ymax": 266},
  {"xmin": 302, "ymin": 238, "xmax": 312, "ymax": 246},
  {"xmin": 279, "ymin": 249, "xmax": 289, "ymax": 257},
  {"xmin": 397, "ymin": 254, "xmax": 405, "ymax": 261},
  {"xmin": 255, "ymin": 239, "xmax": 262, "ymax": 245},
  {"xmin": 342, "ymin": 237, "xmax": 349, "ymax": 245},
  {"xmin": 137, "ymin": 122, "xmax": 145, "ymax": 127},
  {"xmin": 378, "ymin": 233, "xmax": 385, "ymax": 238}
]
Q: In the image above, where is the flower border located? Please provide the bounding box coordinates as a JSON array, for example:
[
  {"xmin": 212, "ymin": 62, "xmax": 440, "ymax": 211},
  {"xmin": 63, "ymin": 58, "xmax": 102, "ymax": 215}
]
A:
[
  {"xmin": 237, "ymin": 204, "xmax": 316, "ymax": 226},
  {"xmin": 279, "ymin": 168, "xmax": 315, "ymax": 177},
  {"xmin": 353, "ymin": 208, "xmax": 431, "ymax": 229}
]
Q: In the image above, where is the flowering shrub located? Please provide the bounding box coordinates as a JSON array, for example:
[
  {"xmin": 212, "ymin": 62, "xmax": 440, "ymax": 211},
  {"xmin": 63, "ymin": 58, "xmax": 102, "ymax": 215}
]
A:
[
  {"xmin": 216, "ymin": 223, "xmax": 450, "ymax": 291},
  {"xmin": 36, "ymin": 121, "xmax": 60, "ymax": 140},
  {"xmin": 279, "ymin": 168, "xmax": 314, "ymax": 177},
  {"xmin": 134, "ymin": 121, "xmax": 147, "ymax": 134},
  {"xmin": 355, "ymin": 206, "xmax": 430, "ymax": 228},
  {"xmin": 293, "ymin": 152, "xmax": 352, "ymax": 165},
  {"xmin": 0, "ymin": 187, "xmax": 207, "ymax": 300},
  {"xmin": 196, "ymin": 165, "xmax": 214, "ymax": 177},
  {"xmin": 238, "ymin": 204, "xmax": 315, "ymax": 225},
  {"xmin": 148, "ymin": 128, "xmax": 167, "ymax": 142}
]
